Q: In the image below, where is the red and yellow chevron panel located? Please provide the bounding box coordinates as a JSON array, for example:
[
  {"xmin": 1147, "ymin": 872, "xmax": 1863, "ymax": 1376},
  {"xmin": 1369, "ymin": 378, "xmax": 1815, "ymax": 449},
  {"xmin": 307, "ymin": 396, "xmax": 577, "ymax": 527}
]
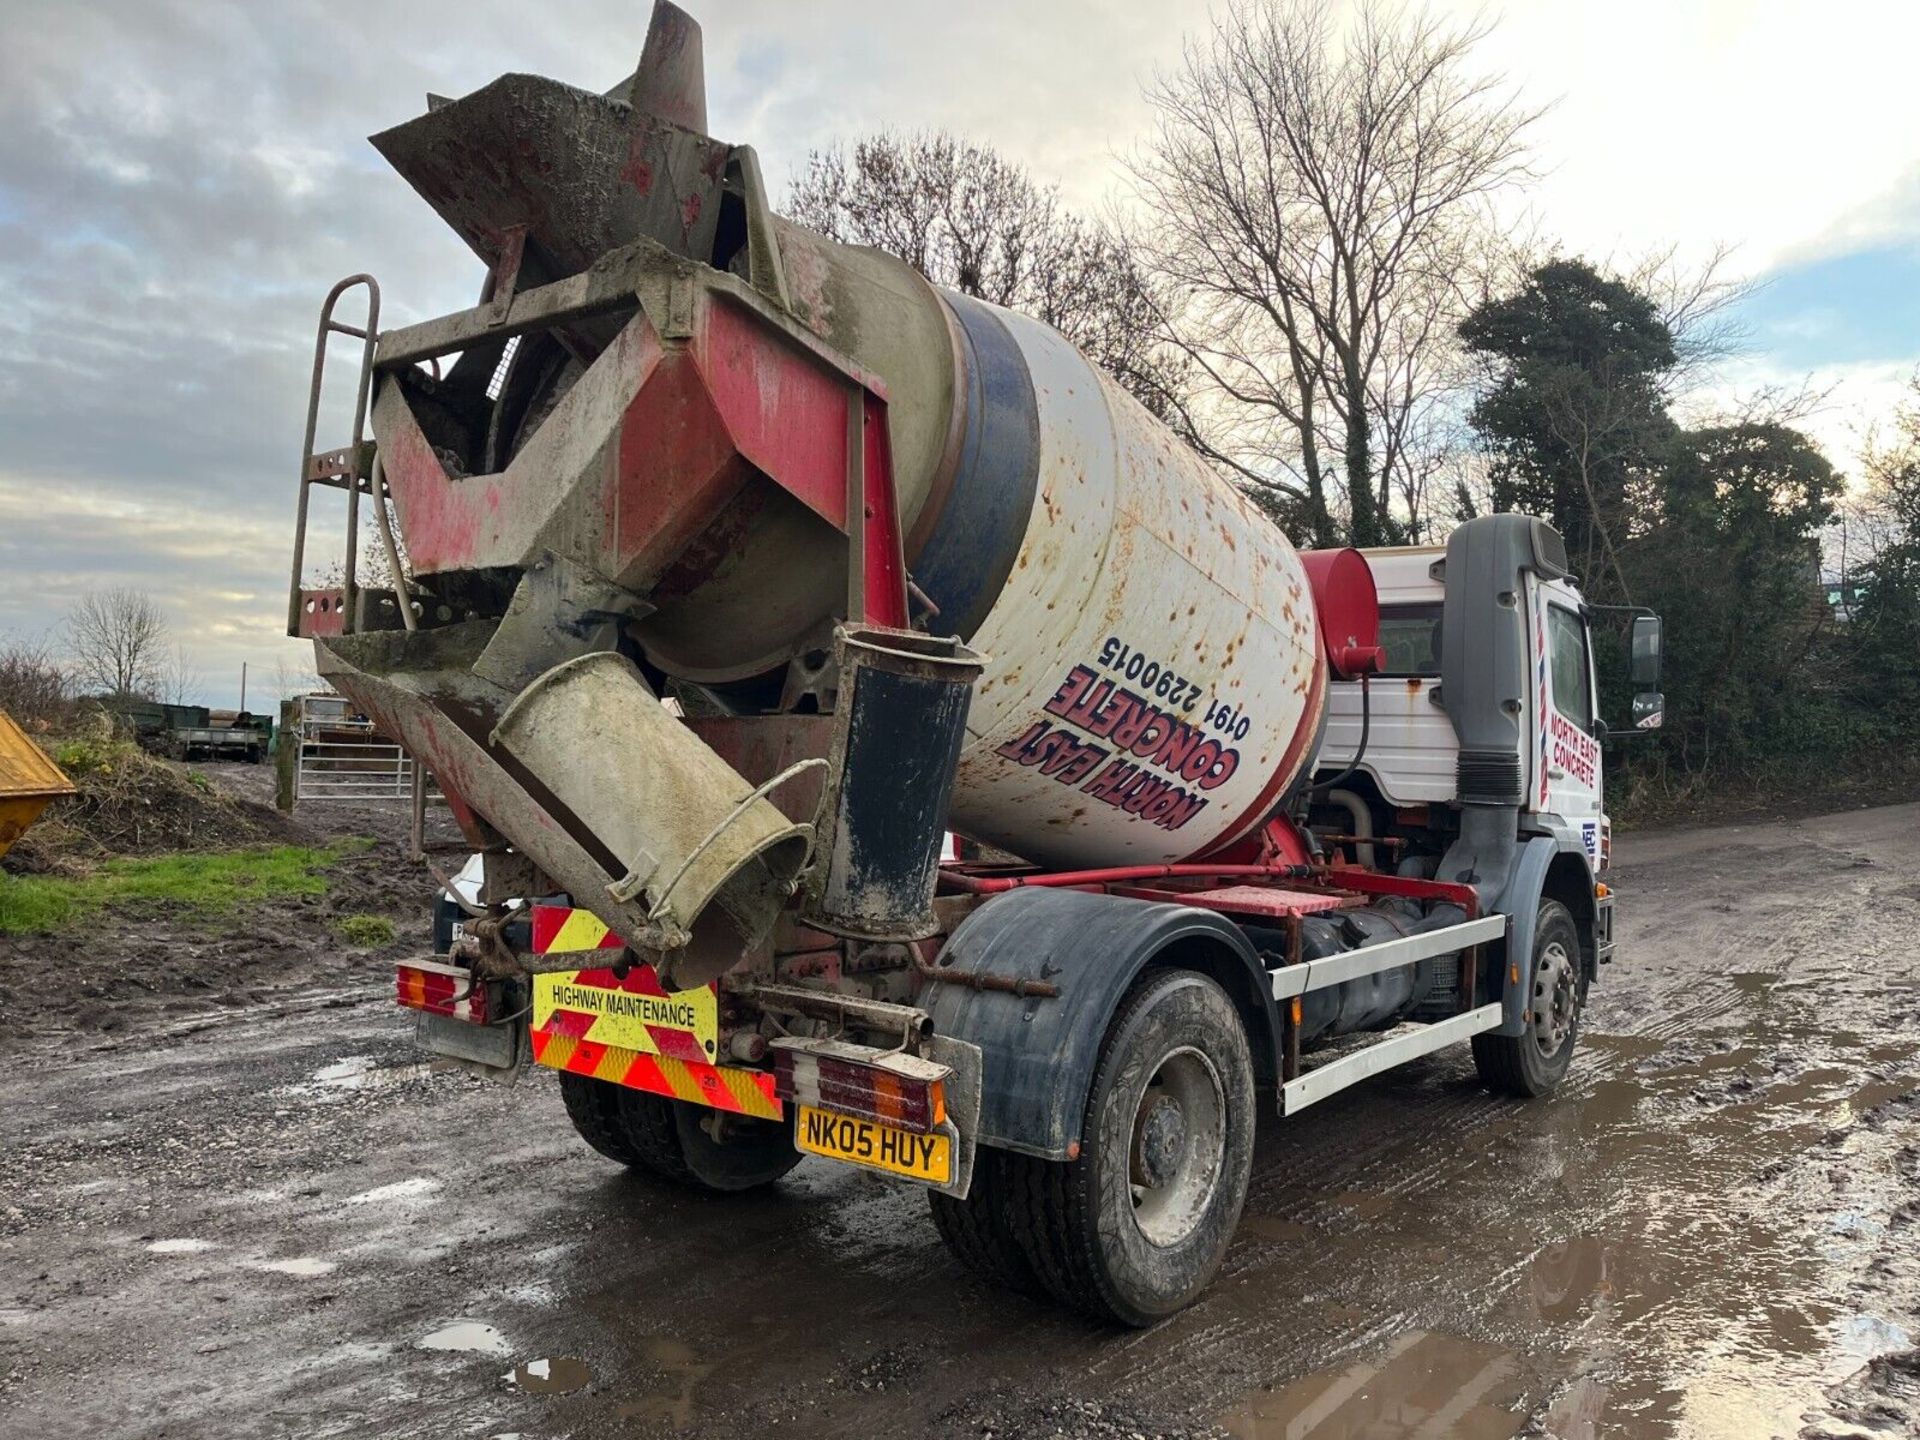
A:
[
  {"xmin": 532, "ymin": 965, "xmax": 717, "ymax": 1062},
  {"xmin": 531, "ymin": 904, "xmax": 625, "ymax": 955},
  {"xmin": 533, "ymin": 1029, "xmax": 782, "ymax": 1120}
]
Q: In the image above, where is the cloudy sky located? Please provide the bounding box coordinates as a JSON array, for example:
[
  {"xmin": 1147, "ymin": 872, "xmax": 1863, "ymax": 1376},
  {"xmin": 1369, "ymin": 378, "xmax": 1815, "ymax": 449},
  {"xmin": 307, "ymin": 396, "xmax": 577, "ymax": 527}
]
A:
[{"xmin": 2, "ymin": 0, "xmax": 1916, "ymax": 707}]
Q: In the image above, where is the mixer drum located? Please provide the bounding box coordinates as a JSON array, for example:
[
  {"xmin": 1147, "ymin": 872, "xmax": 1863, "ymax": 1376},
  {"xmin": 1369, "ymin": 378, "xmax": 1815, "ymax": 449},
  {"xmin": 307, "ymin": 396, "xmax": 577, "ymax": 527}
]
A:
[
  {"xmin": 915, "ymin": 295, "xmax": 1327, "ymax": 868},
  {"xmin": 354, "ymin": 16, "xmax": 1329, "ymax": 879},
  {"xmin": 463, "ymin": 271, "xmax": 1329, "ymax": 871}
]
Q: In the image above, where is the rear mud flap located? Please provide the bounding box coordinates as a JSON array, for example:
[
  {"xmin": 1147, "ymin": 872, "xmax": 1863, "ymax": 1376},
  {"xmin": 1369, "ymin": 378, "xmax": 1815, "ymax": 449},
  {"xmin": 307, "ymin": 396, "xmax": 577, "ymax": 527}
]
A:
[
  {"xmin": 923, "ymin": 1034, "xmax": 983, "ymax": 1200},
  {"xmin": 415, "ymin": 1010, "xmax": 523, "ymax": 1078}
]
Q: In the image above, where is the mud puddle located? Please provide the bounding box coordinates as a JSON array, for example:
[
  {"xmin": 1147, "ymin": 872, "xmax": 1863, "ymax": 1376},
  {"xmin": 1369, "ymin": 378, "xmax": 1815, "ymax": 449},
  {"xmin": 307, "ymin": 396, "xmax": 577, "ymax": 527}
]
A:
[
  {"xmin": 1207, "ymin": 918, "xmax": 1920, "ymax": 1438},
  {"xmin": 418, "ymin": 1321, "xmax": 512, "ymax": 1356},
  {"xmin": 278, "ymin": 1053, "xmax": 435, "ymax": 1102},
  {"xmin": 508, "ymin": 1355, "xmax": 593, "ymax": 1394}
]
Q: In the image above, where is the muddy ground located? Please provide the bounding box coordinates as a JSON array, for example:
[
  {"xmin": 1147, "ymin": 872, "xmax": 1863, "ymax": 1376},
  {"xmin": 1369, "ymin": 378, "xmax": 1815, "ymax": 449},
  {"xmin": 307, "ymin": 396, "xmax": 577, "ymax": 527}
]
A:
[
  {"xmin": 0, "ymin": 761, "xmax": 455, "ymax": 1039},
  {"xmin": 1, "ymin": 797, "xmax": 1916, "ymax": 1439}
]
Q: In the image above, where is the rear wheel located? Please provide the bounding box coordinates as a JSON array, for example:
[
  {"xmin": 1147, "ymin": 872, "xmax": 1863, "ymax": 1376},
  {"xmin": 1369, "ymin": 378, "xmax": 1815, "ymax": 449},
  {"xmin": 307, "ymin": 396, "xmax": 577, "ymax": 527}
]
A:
[
  {"xmin": 558, "ymin": 1073, "xmax": 800, "ymax": 1191},
  {"xmin": 929, "ymin": 1148, "xmax": 1044, "ymax": 1297},
  {"xmin": 996, "ymin": 969, "xmax": 1256, "ymax": 1327},
  {"xmin": 1472, "ymin": 899, "xmax": 1585, "ymax": 1098}
]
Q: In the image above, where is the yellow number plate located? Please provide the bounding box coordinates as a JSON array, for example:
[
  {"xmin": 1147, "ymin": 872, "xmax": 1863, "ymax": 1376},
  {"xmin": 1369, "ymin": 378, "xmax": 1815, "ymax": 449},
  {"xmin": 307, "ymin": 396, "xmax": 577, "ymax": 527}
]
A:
[{"xmin": 796, "ymin": 1105, "xmax": 953, "ymax": 1185}]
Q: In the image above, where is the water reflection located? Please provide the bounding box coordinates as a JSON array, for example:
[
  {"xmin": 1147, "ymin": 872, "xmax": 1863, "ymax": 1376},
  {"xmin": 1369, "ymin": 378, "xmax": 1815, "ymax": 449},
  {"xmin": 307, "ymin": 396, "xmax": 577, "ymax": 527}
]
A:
[{"xmin": 1221, "ymin": 1331, "xmax": 1523, "ymax": 1439}]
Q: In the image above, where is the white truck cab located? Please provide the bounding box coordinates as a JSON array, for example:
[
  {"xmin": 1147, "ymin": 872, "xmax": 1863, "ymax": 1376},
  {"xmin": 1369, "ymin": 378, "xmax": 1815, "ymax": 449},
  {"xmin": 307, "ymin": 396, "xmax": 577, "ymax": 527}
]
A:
[
  {"xmin": 1320, "ymin": 546, "xmax": 1609, "ymax": 871},
  {"xmin": 1309, "ymin": 516, "xmax": 1665, "ymax": 1013}
]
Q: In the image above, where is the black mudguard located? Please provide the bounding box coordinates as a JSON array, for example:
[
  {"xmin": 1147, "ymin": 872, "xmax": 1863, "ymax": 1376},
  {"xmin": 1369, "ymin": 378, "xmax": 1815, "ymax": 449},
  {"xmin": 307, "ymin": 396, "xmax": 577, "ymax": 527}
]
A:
[
  {"xmin": 1490, "ymin": 835, "xmax": 1597, "ymax": 1037},
  {"xmin": 918, "ymin": 887, "xmax": 1281, "ymax": 1161}
]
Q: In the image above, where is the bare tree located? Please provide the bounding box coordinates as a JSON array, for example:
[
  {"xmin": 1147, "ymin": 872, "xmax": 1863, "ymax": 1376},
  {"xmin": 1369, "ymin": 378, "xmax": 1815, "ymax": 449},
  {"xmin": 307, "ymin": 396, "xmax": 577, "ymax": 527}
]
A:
[
  {"xmin": 67, "ymin": 587, "xmax": 169, "ymax": 700},
  {"xmin": 1841, "ymin": 374, "xmax": 1920, "ymax": 620},
  {"xmin": 271, "ymin": 654, "xmax": 321, "ymax": 704},
  {"xmin": 1127, "ymin": 0, "xmax": 1540, "ymax": 545},
  {"xmin": 787, "ymin": 132, "xmax": 1186, "ymax": 420},
  {"xmin": 1624, "ymin": 242, "xmax": 1754, "ymax": 390},
  {"xmin": 0, "ymin": 636, "xmax": 73, "ymax": 729},
  {"xmin": 157, "ymin": 643, "xmax": 203, "ymax": 706}
]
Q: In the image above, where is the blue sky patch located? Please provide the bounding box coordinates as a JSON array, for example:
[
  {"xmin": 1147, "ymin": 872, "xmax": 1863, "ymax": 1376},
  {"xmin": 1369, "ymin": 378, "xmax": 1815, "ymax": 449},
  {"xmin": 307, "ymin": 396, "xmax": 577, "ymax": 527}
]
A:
[{"xmin": 1739, "ymin": 245, "xmax": 1920, "ymax": 368}]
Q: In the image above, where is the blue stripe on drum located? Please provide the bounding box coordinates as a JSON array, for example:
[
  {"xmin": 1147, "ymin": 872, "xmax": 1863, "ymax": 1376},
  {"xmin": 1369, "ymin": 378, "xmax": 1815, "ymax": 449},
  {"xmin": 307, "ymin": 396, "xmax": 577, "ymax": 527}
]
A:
[{"xmin": 911, "ymin": 292, "xmax": 1041, "ymax": 642}]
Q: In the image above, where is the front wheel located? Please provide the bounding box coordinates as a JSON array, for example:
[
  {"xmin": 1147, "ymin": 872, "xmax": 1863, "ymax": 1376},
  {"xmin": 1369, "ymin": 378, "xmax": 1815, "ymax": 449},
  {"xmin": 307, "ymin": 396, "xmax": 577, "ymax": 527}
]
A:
[
  {"xmin": 1472, "ymin": 898, "xmax": 1586, "ymax": 1098},
  {"xmin": 558, "ymin": 1073, "xmax": 800, "ymax": 1191},
  {"xmin": 995, "ymin": 969, "xmax": 1256, "ymax": 1327}
]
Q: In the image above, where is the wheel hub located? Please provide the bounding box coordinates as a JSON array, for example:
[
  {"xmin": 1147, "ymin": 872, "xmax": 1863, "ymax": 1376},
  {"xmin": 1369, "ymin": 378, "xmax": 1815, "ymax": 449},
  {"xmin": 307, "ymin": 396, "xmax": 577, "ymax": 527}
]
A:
[
  {"xmin": 1530, "ymin": 938, "xmax": 1578, "ymax": 1057},
  {"xmin": 1135, "ymin": 1097, "xmax": 1187, "ymax": 1188},
  {"xmin": 1127, "ymin": 1046, "xmax": 1227, "ymax": 1248}
]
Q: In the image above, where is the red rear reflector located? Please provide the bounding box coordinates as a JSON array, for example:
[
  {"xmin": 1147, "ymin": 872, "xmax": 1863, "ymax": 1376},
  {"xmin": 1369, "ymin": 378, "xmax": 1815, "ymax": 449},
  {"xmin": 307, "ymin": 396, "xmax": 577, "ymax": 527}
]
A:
[
  {"xmin": 772, "ymin": 1047, "xmax": 946, "ymax": 1133},
  {"xmin": 395, "ymin": 960, "xmax": 489, "ymax": 1024}
]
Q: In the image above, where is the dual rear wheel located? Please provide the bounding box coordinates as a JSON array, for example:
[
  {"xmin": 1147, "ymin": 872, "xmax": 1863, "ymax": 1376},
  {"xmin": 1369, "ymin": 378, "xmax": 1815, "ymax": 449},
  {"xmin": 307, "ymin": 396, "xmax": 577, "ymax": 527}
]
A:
[
  {"xmin": 558, "ymin": 1071, "xmax": 800, "ymax": 1192},
  {"xmin": 558, "ymin": 969, "xmax": 1260, "ymax": 1325},
  {"xmin": 932, "ymin": 969, "xmax": 1258, "ymax": 1327}
]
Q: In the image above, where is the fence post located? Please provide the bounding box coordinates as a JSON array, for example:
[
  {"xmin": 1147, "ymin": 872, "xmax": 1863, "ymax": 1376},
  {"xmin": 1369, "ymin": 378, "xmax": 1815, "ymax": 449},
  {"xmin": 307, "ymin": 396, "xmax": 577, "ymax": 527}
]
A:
[{"xmin": 275, "ymin": 698, "xmax": 298, "ymax": 812}]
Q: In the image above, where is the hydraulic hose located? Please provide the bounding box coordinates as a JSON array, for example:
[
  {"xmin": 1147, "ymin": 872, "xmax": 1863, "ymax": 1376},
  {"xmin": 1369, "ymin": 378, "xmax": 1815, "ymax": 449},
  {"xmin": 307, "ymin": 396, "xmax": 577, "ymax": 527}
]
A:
[{"xmin": 1310, "ymin": 672, "xmax": 1372, "ymax": 795}]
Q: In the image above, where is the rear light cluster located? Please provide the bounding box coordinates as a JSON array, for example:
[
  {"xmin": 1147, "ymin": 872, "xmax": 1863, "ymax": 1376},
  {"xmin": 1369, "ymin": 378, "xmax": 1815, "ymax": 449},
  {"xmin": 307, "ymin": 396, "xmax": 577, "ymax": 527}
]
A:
[
  {"xmin": 770, "ymin": 1040, "xmax": 948, "ymax": 1133},
  {"xmin": 395, "ymin": 959, "xmax": 491, "ymax": 1024}
]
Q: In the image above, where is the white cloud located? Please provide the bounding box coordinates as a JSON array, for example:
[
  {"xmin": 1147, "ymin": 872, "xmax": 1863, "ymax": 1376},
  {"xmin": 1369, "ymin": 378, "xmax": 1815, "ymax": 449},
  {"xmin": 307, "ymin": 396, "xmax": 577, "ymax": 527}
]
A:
[
  {"xmin": 1678, "ymin": 354, "xmax": 1919, "ymax": 483},
  {"xmin": 1445, "ymin": 0, "xmax": 1920, "ymax": 277}
]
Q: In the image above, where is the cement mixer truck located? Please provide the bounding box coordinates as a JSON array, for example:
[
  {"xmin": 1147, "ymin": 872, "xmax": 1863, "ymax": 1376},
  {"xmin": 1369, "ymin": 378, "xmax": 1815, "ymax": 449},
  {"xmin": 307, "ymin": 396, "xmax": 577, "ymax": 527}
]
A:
[{"xmin": 286, "ymin": 2, "xmax": 1668, "ymax": 1325}]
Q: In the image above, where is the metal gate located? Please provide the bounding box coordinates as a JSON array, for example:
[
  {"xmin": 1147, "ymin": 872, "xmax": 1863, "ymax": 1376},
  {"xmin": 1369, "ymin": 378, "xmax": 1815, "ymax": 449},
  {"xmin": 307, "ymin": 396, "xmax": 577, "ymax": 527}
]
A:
[
  {"xmin": 295, "ymin": 722, "xmax": 416, "ymax": 801},
  {"xmin": 289, "ymin": 693, "xmax": 432, "ymax": 803}
]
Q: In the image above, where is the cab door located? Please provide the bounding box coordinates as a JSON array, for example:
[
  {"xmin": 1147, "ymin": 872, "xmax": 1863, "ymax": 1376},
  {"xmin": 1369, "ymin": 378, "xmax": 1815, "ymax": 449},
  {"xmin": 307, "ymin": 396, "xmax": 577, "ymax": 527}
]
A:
[{"xmin": 1528, "ymin": 578, "xmax": 1605, "ymax": 861}]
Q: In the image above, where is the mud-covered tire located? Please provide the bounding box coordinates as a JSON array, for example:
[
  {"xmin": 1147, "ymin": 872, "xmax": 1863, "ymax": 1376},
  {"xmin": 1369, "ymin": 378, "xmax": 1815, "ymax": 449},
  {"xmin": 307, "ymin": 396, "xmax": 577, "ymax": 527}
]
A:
[
  {"xmin": 1473, "ymin": 899, "xmax": 1585, "ymax": 1098},
  {"xmin": 996, "ymin": 969, "xmax": 1256, "ymax": 1327},
  {"xmin": 928, "ymin": 1149, "xmax": 1043, "ymax": 1298},
  {"xmin": 558, "ymin": 1073, "xmax": 800, "ymax": 1191}
]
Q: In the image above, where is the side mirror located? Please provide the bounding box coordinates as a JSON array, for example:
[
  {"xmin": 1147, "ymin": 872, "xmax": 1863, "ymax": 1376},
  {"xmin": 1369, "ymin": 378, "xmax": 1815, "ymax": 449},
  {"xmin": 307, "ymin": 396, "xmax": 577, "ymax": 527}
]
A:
[
  {"xmin": 1630, "ymin": 614, "xmax": 1663, "ymax": 688},
  {"xmin": 1631, "ymin": 691, "xmax": 1665, "ymax": 731}
]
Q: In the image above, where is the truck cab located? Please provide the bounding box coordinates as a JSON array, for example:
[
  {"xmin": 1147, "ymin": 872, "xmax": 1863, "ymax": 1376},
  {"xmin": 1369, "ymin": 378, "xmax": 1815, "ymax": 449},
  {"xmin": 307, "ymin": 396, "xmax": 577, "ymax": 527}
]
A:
[
  {"xmin": 1312, "ymin": 518, "xmax": 1665, "ymax": 1075},
  {"xmin": 1319, "ymin": 542, "xmax": 1609, "ymax": 870}
]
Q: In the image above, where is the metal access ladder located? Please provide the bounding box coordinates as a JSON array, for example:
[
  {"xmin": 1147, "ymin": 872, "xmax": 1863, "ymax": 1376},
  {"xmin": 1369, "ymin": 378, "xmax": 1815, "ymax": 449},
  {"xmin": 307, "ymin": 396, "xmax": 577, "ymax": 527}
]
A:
[{"xmin": 285, "ymin": 275, "xmax": 417, "ymax": 639}]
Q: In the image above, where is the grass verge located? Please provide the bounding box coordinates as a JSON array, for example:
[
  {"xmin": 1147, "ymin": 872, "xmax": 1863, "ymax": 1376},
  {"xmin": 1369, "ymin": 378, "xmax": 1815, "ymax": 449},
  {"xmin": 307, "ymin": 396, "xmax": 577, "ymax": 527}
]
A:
[
  {"xmin": 0, "ymin": 837, "xmax": 375, "ymax": 936},
  {"xmin": 334, "ymin": 913, "xmax": 396, "ymax": 948}
]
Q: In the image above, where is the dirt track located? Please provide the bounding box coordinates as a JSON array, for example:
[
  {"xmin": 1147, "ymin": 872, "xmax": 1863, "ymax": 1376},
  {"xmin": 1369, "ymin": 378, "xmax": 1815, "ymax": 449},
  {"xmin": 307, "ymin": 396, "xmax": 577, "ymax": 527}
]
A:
[{"xmin": 2, "ymin": 803, "xmax": 1916, "ymax": 1439}]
